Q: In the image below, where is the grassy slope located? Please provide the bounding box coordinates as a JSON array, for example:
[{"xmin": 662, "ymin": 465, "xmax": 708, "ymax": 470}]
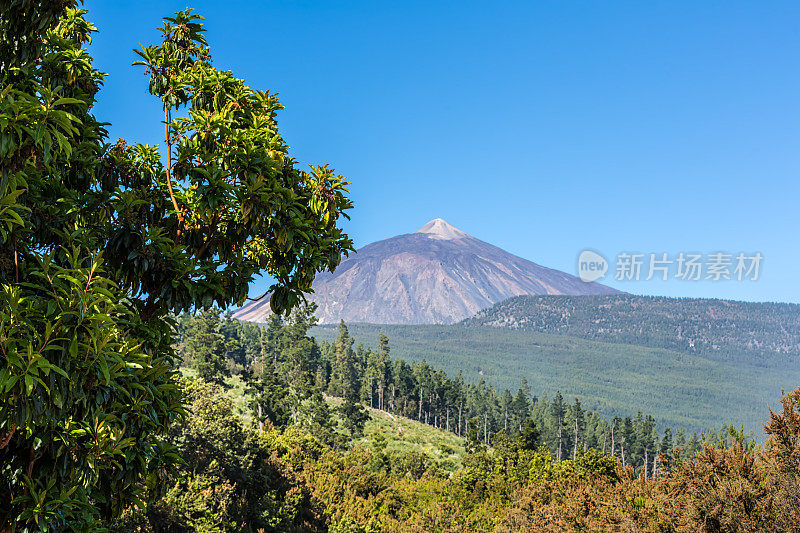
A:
[
  {"xmin": 328, "ymin": 396, "xmax": 466, "ymax": 471},
  {"xmin": 312, "ymin": 324, "xmax": 800, "ymax": 433},
  {"xmin": 181, "ymin": 368, "xmax": 466, "ymax": 468}
]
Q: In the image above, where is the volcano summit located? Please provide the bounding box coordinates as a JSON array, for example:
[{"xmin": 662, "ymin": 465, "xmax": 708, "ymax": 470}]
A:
[{"xmin": 235, "ymin": 219, "xmax": 621, "ymax": 324}]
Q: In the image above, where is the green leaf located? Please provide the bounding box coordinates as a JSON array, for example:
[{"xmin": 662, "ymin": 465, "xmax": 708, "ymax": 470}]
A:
[{"xmin": 49, "ymin": 363, "xmax": 69, "ymax": 378}]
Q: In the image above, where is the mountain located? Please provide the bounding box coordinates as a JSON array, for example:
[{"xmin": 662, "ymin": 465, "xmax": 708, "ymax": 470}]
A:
[
  {"xmin": 462, "ymin": 294, "xmax": 800, "ymax": 359},
  {"xmin": 235, "ymin": 218, "xmax": 620, "ymax": 324}
]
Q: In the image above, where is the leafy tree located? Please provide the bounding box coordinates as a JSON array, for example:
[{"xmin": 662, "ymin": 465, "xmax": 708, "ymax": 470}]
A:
[
  {"xmin": 185, "ymin": 307, "xmax": 229, "ymax": 384},
  {"xmin": 113, "ymin": 379, "xmax": 324, "ymax": 532},
  {"xmin": 0, "ymin": 5, "xmax": 352, "ymax": 529}
]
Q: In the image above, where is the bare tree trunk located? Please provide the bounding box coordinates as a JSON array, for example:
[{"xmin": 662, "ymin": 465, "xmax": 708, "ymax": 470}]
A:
[
  {"xmin": 504, "ymin": 409, "xmax": 508, "ymax": 433},
  {"xmin": 429, "ymin": 392, "xmax": 434, "ymax": 426},
  {"xmin": 258, "ymin": 403, "xmax": 264, "ymax": 432},
  {"xmin": 644, "ymin": 449, "xmax": 648, "ymax": 481},
  {"xmin": 573, "ymin": 417, "xmax": 578, "ymax": 460},
  {"xmin": 611, "ymin": 420, "xmax": 616, "ymax": 457},
  {"xmin": 458, "ymin": 401, "xmax": 463, "ymax": 437},
  {"xmin": 484, "ymin": 413, "xmax": 488, "ymax": 445},
  {"xmin": 557, "ymin": 416, "xmax": 562, "ymax": 461},
  {"xmin": 446, "ymin": 408, "xmax": 450, "ymax": 432},
  {"xmin": 418, "ymin": 386, "xmax": 423, "ymax": 421},
  {"xmin": 653, "ymin": 451, "xmax": 659, "ymax": 480}
]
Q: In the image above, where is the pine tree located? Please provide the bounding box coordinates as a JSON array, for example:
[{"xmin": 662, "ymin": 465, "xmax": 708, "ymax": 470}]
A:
[
  {"xmin": 501, "ymin": 389, "xmax": 514, "ymax": 433},
  {"xmin": 186, "ymin": 308, "xmax": 229, "ymax": 385},
  {"xmin": 377, "ymin": 333, "xmax": 389, "ymax": 411},
  {"xmin": 569, "ymin": 398, "xmax": 585, "ymax": 460},
  {"xmin": 551, "ymin": 391, "xmax": 566, "ymax": 460},
  {"xmin": 334, "ymin": 321, "xmax": 358, "ymax": 401},
  {"xmin": 660, "ymin": 427, "xmax": 673, "ymax": 461},
  {"xmin": 465, "ymin": 417, "xmax": 484, "ymax": 454},
  {"xmin": 518, "ymin": 418, "xmax": 540, "ymax": 451}
]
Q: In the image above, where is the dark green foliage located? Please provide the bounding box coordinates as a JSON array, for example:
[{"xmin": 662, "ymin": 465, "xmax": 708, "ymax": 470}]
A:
[
  {"xmin": 0, "ymin": 6, "xmax": 184, "ymax": 528},
  {"xmin": 113, "ymin": 379, "xmax": 324, "ymax": 532},
  {"xmin": 185, "ymin": 307, "xmax": 229, "ymax": 384},
  {"xmin": 0, "ymin": 251, "xmax": 184, "ymax": 529},
  {"xmin": 518, "ymin": 419, "xmax": 540, "ymax": 451},
  {"xmin": 338, "ymin": 398, "xmax": 370, "ymax": 440},
  {"xmin": 0, "ymin": 4, "xmax": 352, "ymax": 529}
]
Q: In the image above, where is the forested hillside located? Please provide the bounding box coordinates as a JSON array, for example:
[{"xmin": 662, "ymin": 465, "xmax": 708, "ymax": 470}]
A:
[
  {"xmin": 464, "ymin": 294, "xmax": 800, "ymax": 359},
  {"xmin": 313, "ymin": 322, "xmax": 800, "ymax": 433},
  {"xmin": 109, "ymin": 306, "xmax": 798, "ymax": 531},
  {"xmin": 175, "ymin": 307, "xmax": 747, "ymax": 475}
]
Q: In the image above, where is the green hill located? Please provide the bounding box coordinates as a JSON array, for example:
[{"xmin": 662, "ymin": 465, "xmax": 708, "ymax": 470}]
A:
[
  {"xmin": 463, "ymin": 294, "xmax": 800, "ymax": 360},
  {"xmin": 328, "ymin": 396, "xmax": 467, "ymax": 471},
  {"xmin": 312, "ymin": 321, "xmax": 800, "ymax": 434}
]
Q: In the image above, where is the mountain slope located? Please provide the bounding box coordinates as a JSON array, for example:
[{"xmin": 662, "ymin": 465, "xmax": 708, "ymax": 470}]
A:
[
  {"xmin": 235, "ymin": 219, "xmax": 619, "ymax": 324},
  {"xmin": 462, "ymin": 294, "xmax": 800, "ymax": 360},
  {"xmin": 312, "ymin": 321, "xmax": 800, "ymax": 433}
]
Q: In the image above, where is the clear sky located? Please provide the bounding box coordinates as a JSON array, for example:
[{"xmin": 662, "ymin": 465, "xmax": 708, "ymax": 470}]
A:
[{"xmin": 85, "ymin": 0, "xmax": 800, "ymax": 303}]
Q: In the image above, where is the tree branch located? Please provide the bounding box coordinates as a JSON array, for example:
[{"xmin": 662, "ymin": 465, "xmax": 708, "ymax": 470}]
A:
[
  {"xmin": 163, "ymin": 104, "xmax": 184, "ymax": 237},
  {"xmin": 0, "ymin": 424, "xmax": 15, "ymax": 449}
]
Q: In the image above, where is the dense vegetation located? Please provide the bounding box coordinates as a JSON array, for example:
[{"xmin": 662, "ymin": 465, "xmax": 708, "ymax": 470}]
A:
[
  {"xmin": 313, "ymin": 321, "xmax": 800, "ymax": 433},
  {"xmin": 465, "ymin": 294, "xmax": 800, "ymax": 360},
  {"xmin": 3, "ymin": 4, "xmax": 799, "ymax": 531},
  {"xmin": 0, "ymin": 4, "xmax": 352, "ymax": 530},
  {"xmin": 178, "ymin": 308, "xmax": 731, "ymax": 472},
  {"xmin": 112, "ymin": 308, "xmax": 799, "ymax": 531}
]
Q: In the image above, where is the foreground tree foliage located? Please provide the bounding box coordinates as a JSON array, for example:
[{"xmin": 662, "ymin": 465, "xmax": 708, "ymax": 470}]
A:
[
  {"xmin": 116, "ymin": 384, "xmax": 800, "ymax": 532},
  {"xmin": 0, "ymin": 4, "xmax": 352, "ymax": 530}
]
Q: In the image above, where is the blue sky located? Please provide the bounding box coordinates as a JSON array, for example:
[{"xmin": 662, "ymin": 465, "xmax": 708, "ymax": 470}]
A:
[{"xmin": 85, "ymin": 0, "xmax": 800, "ymax": 303}]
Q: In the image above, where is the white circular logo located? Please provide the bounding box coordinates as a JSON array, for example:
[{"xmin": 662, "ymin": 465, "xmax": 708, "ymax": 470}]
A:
[{"xmin": 577, "ymin": 250, "xmax": 608, "ymax": 282}]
